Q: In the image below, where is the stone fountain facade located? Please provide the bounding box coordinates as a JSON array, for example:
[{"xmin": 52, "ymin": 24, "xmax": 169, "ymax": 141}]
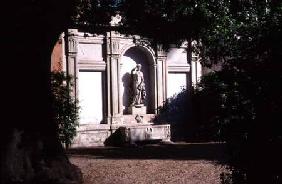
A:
[{"xmin": 51, "ymin": 26, "xmax": 202, "ymax": 147}]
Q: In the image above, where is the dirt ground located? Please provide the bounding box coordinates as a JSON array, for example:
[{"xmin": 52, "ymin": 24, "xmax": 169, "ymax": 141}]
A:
[{"xmin": 68, "ymin": 142, "xmax": 229, "ymax": 184}]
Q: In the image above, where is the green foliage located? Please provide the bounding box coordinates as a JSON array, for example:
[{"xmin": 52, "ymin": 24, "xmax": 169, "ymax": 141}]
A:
[
  {"xmin": 120, "ymin": 0, "xmax": 210, "ymax": 45},
  {"xmin": 51, "ymin": 72, "xmax": 79, "ymax": 148},
  {"xmin": 194, "ymin": 70, "xmax": 256, "ymax": 141},
  {"xmin": 191, "ymin": 1, "xmax": 282, "ymax": 183},
  {"xmin": 156, "ymin": 88, "xmax": 190, "ymax": 124},
  {"xmin": 154, "ymin": 88, "xmax": 191, "ymax": 141},
  {"xmin": 71, "ymin": 0, "xmax": 121, "ymax": 32},
  {"xmin": 194, "ymin": 65, "xmax": 281, "ymax": 183}
]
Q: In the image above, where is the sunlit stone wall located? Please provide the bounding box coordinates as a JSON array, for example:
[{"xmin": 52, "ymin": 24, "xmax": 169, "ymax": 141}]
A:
[
  {"xmin": 78, "ymin": 71, "xmax": 103, "ymax": 124},
  {"xmin": 166, "ymin": 47, "xmax": 190, "ymax": 98}
]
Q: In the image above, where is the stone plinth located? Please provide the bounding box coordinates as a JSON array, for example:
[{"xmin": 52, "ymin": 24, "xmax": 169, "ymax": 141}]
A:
[
  {"xmin": 122, "ymin": 114, "xmax": 155, "ymax": 124},
  {"xmin": 128, "ymin": 105, "xmax": 147, "ymax": 115}
]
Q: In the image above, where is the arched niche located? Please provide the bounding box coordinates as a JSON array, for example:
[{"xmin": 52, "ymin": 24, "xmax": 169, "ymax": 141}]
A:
[{"xmin": 120, "ymin": 46, "xmax": 155, "ymax": 114}]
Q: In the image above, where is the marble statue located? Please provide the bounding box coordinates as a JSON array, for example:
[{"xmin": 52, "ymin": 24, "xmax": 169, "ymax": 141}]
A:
[{"xmin": 131, "ymin": 64, "xmax": 146, "ymax": 106}]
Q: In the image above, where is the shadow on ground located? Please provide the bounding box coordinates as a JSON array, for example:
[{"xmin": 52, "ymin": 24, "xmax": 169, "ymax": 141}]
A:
[{"xmin": 67, "ymin": 142, "xmax": 228, "ymax": 163}]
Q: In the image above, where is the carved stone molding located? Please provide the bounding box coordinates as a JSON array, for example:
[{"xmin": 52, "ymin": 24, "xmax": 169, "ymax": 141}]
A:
[
  {"xmin": 111, "ymin": 40, "xmax": 120, "ymax": 54},
  {"xmin": 67, "ymin": 37, "xmax": 77, "ymax": 53},
  {"xmin": 68, "ymin": 29, "xmax": 78, "ymax": 36},
  {"xmin": 168, "ymin": 64, "xmax": 191, "ymax": 72},
  {"xmin": 133, "ymin": 37, "xmax": 151, "ymax": 48},
  {"xmin": 156, "ymin": 44, "xmax": 166, "ymax": 57}
]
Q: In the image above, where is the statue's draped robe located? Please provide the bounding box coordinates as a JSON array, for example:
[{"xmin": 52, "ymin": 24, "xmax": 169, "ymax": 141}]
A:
[{"xmin": 131, "ymin": 69, "xmax": 145, "ymax": 105}]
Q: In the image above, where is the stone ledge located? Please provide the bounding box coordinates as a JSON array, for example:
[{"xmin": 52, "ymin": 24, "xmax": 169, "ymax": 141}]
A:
[{"xmin": 77, "ymin": 124, "xmax": 111, "ymax": 131}]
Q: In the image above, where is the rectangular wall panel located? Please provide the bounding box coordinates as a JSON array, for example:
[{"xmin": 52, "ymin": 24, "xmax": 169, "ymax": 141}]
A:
[
  {"xmin": 78, "ymin": 43, "xmax": 103, "ymax": 61},
  {"xmin": 78, "ymin": 71, "xmax": 103, "ymax": 124},
  {"xmin": 167, "ymin": 73, "xmax": 187, "ymax": 98}
]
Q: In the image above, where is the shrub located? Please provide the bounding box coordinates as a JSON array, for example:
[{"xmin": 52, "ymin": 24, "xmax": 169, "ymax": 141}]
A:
[
  {"xmin": 155, "ymin": 88, "xmax": 190, "ymax": 141},
  {"xmin": 51, "ymin": 71, "xmax": 79, "ymax": 148}
]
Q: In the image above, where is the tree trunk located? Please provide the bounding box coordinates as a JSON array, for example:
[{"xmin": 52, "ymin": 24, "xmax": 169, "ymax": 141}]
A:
[{"xmin": 1, "ymin": 1, "xmax": 82, "ymax": 184}]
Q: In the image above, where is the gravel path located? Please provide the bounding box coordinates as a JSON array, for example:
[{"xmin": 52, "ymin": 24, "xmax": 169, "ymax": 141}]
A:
[{"xmin": 68, "ymin": 143, "xmax": 229, "ymax": 184}]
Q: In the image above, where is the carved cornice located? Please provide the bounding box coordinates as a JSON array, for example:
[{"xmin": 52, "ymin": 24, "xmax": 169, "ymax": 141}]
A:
[
  {"xmin": 78, "ymin": 60, "xmax": 106, "ymax": 71},
  {"xmin": 168, "ymin": 64, "xmax": 190, "ymax": 72},
  {"xmin": 156, "ymin": 44, "xmax": 166, "ymax": 57},
  {"xmin": 67, "ymin": 29, "xmax": 78, "ymax": 36}
]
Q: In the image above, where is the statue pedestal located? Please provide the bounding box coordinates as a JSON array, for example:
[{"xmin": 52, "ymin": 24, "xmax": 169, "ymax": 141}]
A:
[{"xmin": 128, "ymin": 105, "xmax": 147, "ymax": 115}]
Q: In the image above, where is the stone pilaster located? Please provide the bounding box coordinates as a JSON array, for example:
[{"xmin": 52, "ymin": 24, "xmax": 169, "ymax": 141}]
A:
[
  {"xmin": 66, "ymin": 29, "xmax": 78, "ymax": 99},
  {"xmin": 118, "ymin": 61, "xmax": 123, "ymax": 114},
  {"xmin": 106, "ymin": 31, "xmax": 123, "ymax": 125},
  {"xmin": 110, "ymin": 55, "xmax": 119, "ymax": 116},
  {"xmin": 153, "ymin": 63, "xmax": 158, "ymax": 113},
  {"xmin": 106, "ymin": 54, "xmax": 112, "ymax": 124},
  {"xmin": 187, "ymin": 42, "xmax": 193, "ymax": 92},
  {"xmin": 155, "ymin": 44, "xmax": 167, "ymax": 111}
]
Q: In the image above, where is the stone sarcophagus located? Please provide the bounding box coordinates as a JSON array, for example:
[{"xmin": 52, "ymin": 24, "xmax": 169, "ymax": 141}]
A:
[{"xmin": 120, "ymin": 124, "xmax": 171, "ymax": 144}]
